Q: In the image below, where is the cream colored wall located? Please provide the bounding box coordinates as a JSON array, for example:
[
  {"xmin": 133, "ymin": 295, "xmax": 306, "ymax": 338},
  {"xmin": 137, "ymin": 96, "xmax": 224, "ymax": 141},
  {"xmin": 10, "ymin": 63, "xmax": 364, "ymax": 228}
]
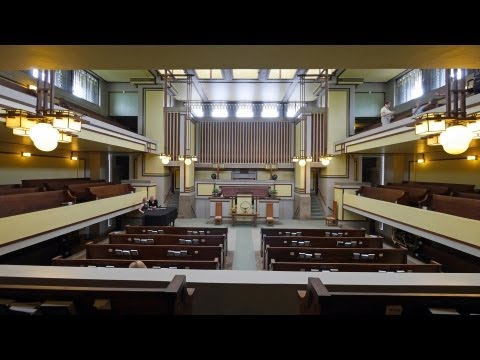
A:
[
  {"xmin": 185, "ymin": 122, "xmax": 196, "ymax": 189},
  {"xmin": 0, "ymin": 153, "xmax": 84, "ymax": 185},
  {"xmin": 385, "ymin": 154, "xmax": 408, "ymax": 185},
  {"xmin": 327, "ymin": 89, "xmax": 349, "ymax": 154},
  {"xmin": 88, "ymin": 152, "xmax": 102, "ymax": 180},
  {"xmin": 334, "ymin": 187, "xmax": 365, "ymax": 221},
  {"xmin": 142, "ymin": 90, "xmax": 169, "ymax": 176},
  {"xmin": 411, "ymin": 155, "xmax": 480, "ymax": 189},
  {"xmin": 175, "ymin": 168, "xmax": 180, "ymax": 189},
  {"xmin": 195, "ymin": 170, "xmax": 233, "ymax": 180},
  {"xmin": 257, "ymin": 170, "xmax": 294, "ymax": 181},
  {"xmin": 294, "ymin": 122, "xmax": 305, "ymax": 190},
  {"xmin": 321, "ymin": 154, "xmax": 349, "ymax": 177}
]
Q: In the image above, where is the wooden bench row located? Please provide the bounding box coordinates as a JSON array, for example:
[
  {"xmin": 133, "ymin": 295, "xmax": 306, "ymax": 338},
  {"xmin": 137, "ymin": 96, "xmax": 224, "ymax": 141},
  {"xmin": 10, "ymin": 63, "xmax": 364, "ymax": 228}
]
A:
[
  {"xmin": 360, "ymin": 185, "xmax": 480, "ymax": 221},
  {"xmin": 0, "ymin": 190, "xmax": 76, "ymax": 218},
  {"xmin": 261, "ymin": 227, "xmax": 366, "ymax": 239},
  {"xmin": 109, "ymin": 233, "xmax": 227, "ymax": 261},
  {"xmin": 264, "ymin": 246, "xmax": 407, "ymax": 269},
  {"xmin": 0, "ymin": 187, "xmax": 43, "ymax": 196},
  {"xmin": 66, "ymin": 182, "xmax": 113, "ymax": 202},
  {"xmin": 261, "ymin": 235, "xmax": 383, "ymax": 257},
  {"xmin": 125, "ymin": 225, "xmax": 229, "ymax": 251},
  {"xmin": 52, "ymin": 256, "xmax": 220, "ymax": 270},
  {"xmin": 270, "ymin": 260, "xmax": 442, "ymax": 272},
  {"xmin": 298, "ymin": 277, "xmax": 480, "ymax": 316},
  {"xmin": 0, "ymin": 274, "xmax": 193, "ymax": 315},
  {"xmin": 357, "ymin": 186, "xmax": 409, "ymax": 204},
  {"xmin": 402, "ymin": 181, "xmax": 475, "ymax": 194},
  {"xmin": 0, "ymin": 184, "xmax": 136, "ymax": 218},
  {"xmin": 86, "ymin": 183, "xmax": 134, "ymax": 200},
  {"xmin": 86, "ymin": 243, "xmax": 224, "ymax": 269}
]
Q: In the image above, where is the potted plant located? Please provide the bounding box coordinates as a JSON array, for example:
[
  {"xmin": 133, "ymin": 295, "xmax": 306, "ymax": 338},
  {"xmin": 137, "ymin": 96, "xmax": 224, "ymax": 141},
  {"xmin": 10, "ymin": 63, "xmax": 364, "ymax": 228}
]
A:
[
  {"xmin": 212, "ymin": 187, "xmax": 219, "ymax": 197},
  {"xmin": 269, "ymin": 188, "xmax": 278, "ymax": 198}
]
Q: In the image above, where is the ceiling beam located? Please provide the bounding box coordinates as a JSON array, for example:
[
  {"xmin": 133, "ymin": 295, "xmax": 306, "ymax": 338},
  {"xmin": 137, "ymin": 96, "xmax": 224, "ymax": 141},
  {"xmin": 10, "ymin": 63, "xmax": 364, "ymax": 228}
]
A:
[{"xmin": 3, "ymin": 45, "xmax": 480, "ymax": 69}]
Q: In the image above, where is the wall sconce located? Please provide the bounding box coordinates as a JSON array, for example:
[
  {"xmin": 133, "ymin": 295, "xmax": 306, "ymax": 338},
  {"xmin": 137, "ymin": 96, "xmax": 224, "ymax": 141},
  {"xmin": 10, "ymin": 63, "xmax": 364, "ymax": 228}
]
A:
[
  {"xmin": 467, "ymin": 155, "xmax": 477, "ymax": 161},
  {"xmin": 21, "ymin": 152, "xmax": 31, "ymax": 157},
  {"xmin": 70, "ymin": 152, "xmax": 78, "ymax": 161},
  {"xmin": 417, "ymin": 154, "xmax": 425, "ymax": 164},
  {"xmin": 319, "ymin": 155, "xmax": 333, "ymax": 166}
]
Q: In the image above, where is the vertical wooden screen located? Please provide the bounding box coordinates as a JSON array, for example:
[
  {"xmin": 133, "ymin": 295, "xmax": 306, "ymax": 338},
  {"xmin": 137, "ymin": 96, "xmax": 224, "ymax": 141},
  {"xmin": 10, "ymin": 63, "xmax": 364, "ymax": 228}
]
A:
[{"xmin": 198, "ymin": 121, "xmax": 292, "ymax": 163}]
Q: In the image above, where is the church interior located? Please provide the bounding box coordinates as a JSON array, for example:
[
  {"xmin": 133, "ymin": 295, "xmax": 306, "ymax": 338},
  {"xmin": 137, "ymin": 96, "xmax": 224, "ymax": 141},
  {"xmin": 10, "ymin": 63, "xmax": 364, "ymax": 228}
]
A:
[{"xmin": 1, "ymin": 45, "xmax": 480, "ymax": 315}]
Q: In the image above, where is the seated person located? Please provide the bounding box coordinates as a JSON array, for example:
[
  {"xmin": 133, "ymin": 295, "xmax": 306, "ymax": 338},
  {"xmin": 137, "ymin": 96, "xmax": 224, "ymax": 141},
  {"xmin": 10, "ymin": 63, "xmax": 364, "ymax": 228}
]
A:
[
  {"xmin": 412, "ymin": 99, "xmax": 439, "ymax": 116},
  {"xmin": 148, "ymin": 195, "xmax": 159, "ymax": 208},
  {"xmin": 139, "ymin": 197, "xmax": 149, "ymax": 213}
]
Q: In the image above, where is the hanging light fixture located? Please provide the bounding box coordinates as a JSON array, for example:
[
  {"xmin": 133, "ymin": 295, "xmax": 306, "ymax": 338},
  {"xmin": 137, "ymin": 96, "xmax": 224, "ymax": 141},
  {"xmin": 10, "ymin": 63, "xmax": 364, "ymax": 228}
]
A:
[
  {"xmin": 178, "ymin": 74, "xmax": 198, "ymax": 166},
  {"xmin": 159, "ymin": 69, "xmax": 172, "ymax": 165},
  {"xmin": 292, "ymin": 74, "xmax": 312, "ymax": 167},
  {"xmin": 3, "ymin": 70, "xmax": 82, "ymax": 152},
  {"xmin": 414, "ymin": 69, "xmax": 479, "ymax": 155}
]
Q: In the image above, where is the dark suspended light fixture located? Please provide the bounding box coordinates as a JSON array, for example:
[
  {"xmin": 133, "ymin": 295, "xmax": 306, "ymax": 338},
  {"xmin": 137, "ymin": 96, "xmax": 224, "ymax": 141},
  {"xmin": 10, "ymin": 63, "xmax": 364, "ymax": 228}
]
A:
[
  {"xmin": 414, "ymin": 69, "xmax": 480, "ymax": 155},
  {"xmin": 3, "ymin": 70, "xmax": 82, "ymax": 152}
]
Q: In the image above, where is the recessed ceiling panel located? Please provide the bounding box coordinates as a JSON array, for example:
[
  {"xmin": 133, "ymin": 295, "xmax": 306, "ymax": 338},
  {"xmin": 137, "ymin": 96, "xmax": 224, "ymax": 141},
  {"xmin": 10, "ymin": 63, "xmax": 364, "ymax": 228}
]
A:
[
  {"xmin": 91, "ymin": 70, "xmax": 153, "ymax": 82},
  {"xmin": 339, "ymin": 69, "xmax": 405, "ymax": 82}
]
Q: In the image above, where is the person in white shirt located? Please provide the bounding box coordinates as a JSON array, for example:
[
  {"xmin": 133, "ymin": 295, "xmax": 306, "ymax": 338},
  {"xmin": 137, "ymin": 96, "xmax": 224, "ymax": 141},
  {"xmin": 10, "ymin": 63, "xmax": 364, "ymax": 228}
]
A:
[{"xmin": 380, "ymin": 101, "xmax": 394, "ymax": 125}]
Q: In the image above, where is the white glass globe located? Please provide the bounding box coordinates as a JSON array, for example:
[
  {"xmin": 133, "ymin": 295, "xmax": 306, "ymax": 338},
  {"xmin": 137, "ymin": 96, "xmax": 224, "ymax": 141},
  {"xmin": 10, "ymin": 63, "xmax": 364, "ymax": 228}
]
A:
[
  {"xmin": 440, "ymin": 125, "xmax": 472, "ymax": 155},
  {"xmin": 30, "ymin": 123, "xmax": 57, "ymax": 143},
  {"xmin": 34, "ymin": 139, "xmax": 58, "ymax": 151},
  {"xmin": 184, "ymin": 158, "xmax": 192, "ymax": 165},
  {"xmin": 321, "ymin": 158, "xmax": 330, "ymax": 166},
  {"xmin": 29, "ymin": 123, "xmax": 59, "ymax": 152},
  {"xmin": 161, "ymin": 157, "xmax": 170, "ymax": 165},
  {"xmin": 298, "ymin": 158, "xmax": 306, "ymax": 167}
]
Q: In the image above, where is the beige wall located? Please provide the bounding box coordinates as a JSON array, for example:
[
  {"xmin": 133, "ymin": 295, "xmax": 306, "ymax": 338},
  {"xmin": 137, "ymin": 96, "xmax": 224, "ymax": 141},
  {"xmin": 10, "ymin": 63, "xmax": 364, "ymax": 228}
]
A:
[
  {"xmin": 411, "ymin": 155, "xmax": 480, "ymax": 189},
  {"xmin": 327, "ymin": 89, "xmax": 349, "ymax": 154},
  {"xmin": 0, "ymin": 152, "xmax": 85, "ymax": 185}
]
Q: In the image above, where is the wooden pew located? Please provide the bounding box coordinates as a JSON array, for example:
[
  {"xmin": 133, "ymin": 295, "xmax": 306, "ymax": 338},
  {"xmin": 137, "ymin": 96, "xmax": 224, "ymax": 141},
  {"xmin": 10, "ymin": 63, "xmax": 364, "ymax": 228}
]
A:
[
  {"xmin": 0, "ymin": 187, "xmax": 42, "ymax": 196},
  {"xmin": 262, "ymin": 235, "xmax": 383, "ymax": 257},
  {"xmin": 66, "ymin": 182, "xmax": 113, "ymax": 202},
  {"xmin": 357, "ymin": 186, "xmax": 409, "ymax": 205},
  {"xmin": 0, "ymin": 274, "xmax": 193, "ymax": 315},
  {"xmin": 86, "ymin": 243, "xmax": 224, "ymax": 269},
  {"xmin": 46, "ymin": 179, "xmax": 107, "ymax": 191},
  {"xmin": 403, "ymin": 181, "xmax": 475, "ymax": 193},
  {"xmin": 261, "ymin": 228, "xmax": 368, "ymax": 257},
  {"xmin": 452, "ymin": 191, "xmax": 480, "ymax": 200},
  {"xmin": 125, "ymin": 225, "xmax": 229, "ymax": 251},
  {"xmin": 0, "ymin": 184, "xmax": 21, "ymax": 189},
  {"xmin": 265, "ymin": 246, "xmax": 407, "ymax": 269},
  {"xmin": 270, "ymin": 260, "xmax": 442, "ymax": 272},
  {"xmin": 21, "ymin": 177, "xmax": 90, "ymax": 188},
  {"xmin": 52, "ymin": 256, "xmax": 220, "ymax": 270},
  {"xmin": 298, "ymin": 277, "xmax": 480, "ymax": 316},
  {"xmin": 261, "ymin": 228, "xmax": 366, "ymax": 238},
  {"xmin": 0, "ymin": 190, "xmax": 76, "ymax": 218},
  {"xmin": 390, "ymin": 182, "xmax": 451, "ymax": 196},
  {"xmin": 429, "ymin": 194, "xmax": 480, "ymax": 220},
  {"xmin": 379, "ymin": 185, "xmax": 429, "ymax": 207},
  {"xmin": 86, "ymin": 184, "xmax": 134, "ymax": 200},
  {"xmin": 109, "ymin": 233, "xmax": 227, "ymax": 261}
]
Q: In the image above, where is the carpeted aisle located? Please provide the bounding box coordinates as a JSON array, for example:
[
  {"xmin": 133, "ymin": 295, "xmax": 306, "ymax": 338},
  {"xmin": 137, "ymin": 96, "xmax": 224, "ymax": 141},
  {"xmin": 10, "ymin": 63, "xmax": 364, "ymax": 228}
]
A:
[{"xmin": 232, "ymin": 227, "xmax": 257, "ymax": 270}]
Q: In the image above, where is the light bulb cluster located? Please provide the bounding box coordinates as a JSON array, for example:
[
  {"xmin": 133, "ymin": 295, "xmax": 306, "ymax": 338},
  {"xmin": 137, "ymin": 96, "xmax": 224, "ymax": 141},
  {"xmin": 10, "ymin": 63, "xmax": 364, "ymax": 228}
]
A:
[
  {"xmin": 159, "ymin": 153, "xmax": 171, "ymax": 165},
  {"xmin": 4, "ymin": 109, "xmax": 81, "ymax": 152},
  {"xmin": 416, "ymin": 113, "xmax": 480, "ymax": 155}
]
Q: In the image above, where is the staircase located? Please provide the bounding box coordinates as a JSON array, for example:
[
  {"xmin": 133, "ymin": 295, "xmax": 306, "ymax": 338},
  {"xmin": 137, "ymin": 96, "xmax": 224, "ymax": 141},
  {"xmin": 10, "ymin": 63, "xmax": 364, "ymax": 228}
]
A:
[
  {"xmin": 166, "ymin": 192, "xmax": 179, "ymax": 208},
  {"xmin": 310, "ymin": 193, "xmax": 325, "ymax": 220}
]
